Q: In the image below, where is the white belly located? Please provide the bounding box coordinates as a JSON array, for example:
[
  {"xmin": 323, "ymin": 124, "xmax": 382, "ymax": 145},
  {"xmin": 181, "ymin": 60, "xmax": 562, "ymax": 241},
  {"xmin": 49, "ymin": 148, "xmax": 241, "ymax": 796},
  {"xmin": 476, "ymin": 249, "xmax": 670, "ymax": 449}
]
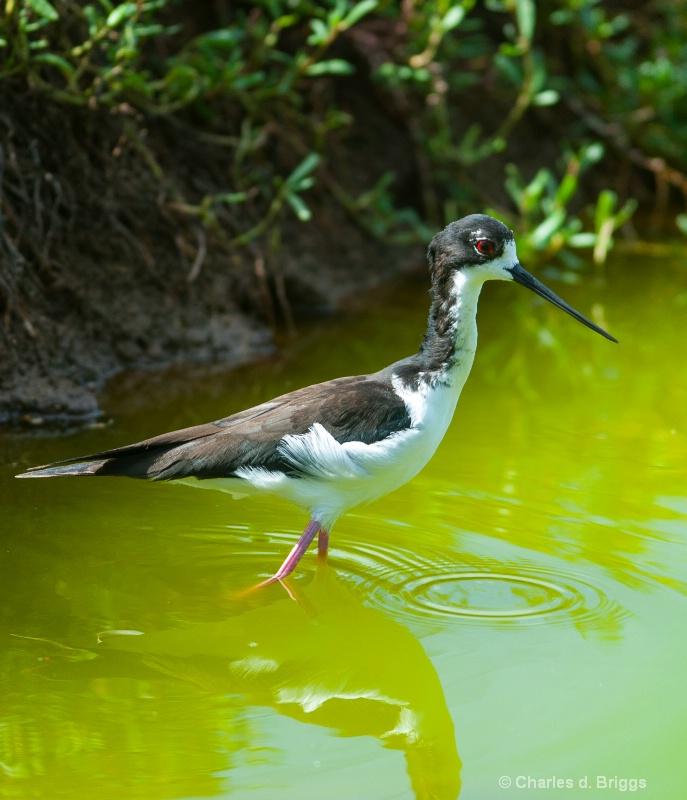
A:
[{"xmin": 233, "ymin": 375, "xmax": 468, "ymax": 529}]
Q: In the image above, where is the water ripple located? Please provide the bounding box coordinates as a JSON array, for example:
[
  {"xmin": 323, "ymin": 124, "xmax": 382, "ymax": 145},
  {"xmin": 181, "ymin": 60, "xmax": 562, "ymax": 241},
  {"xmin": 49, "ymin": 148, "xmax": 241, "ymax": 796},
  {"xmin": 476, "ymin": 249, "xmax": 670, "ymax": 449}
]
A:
[{"xmin": 335, "ymin": 540, "xmax": 623, "ymax": 631}]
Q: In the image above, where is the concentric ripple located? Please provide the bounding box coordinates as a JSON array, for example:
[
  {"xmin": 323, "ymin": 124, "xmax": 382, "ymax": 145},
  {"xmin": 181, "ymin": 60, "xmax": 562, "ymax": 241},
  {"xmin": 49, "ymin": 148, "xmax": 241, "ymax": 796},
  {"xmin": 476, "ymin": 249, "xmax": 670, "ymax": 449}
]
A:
[
  {"xmin": 335, "ymin": 539, "xmax": 623, "ymax": 631},
  {"xmin": 400, "ymin": 571, "xmax": 581, "ymax": 619}
]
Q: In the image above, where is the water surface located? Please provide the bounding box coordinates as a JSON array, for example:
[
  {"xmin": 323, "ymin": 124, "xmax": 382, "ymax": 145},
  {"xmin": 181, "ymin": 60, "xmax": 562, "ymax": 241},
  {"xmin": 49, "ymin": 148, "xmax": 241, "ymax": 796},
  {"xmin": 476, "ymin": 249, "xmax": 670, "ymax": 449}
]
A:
[{"xmin": 2, "ymin": 249, "xmax": 687, "ymax": 798}]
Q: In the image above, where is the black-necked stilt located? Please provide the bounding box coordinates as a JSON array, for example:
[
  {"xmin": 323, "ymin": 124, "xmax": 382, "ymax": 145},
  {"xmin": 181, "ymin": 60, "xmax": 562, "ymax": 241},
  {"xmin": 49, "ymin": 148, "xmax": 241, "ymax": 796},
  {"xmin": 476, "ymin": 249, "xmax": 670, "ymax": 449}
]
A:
[{"xmin": 17, "ymin": 215, "xmax": 616, "ymax": 586}]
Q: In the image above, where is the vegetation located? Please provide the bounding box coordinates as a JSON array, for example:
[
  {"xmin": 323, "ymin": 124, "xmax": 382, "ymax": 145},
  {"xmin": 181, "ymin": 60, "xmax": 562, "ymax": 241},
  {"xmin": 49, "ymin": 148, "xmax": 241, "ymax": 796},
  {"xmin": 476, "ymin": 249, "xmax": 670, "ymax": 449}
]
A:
[
  {"xmin": 1, "ymin": 0, "xmax": 687, "ymax": 417},
  {"xmin": 3, "ymin": 1, "xmax": 686, "ymax": 254}
]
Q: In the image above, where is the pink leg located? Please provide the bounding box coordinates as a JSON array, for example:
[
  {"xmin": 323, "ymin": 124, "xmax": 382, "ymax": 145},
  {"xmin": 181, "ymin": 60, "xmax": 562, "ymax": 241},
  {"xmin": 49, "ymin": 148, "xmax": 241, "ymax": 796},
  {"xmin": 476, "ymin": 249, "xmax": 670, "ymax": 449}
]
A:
[
  {"xmin": 318, "ymin": 526, "xmax": 330, "ymax": 553},
  {"xmin": 255, "ymin": 519, "xmax": 321, "ymax": 588}
]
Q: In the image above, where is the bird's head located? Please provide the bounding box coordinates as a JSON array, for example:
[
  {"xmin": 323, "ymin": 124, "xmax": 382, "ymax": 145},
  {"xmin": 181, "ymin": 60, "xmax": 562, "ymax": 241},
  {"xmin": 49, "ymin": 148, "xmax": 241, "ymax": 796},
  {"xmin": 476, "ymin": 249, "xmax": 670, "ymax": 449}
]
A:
[{"xmin": 428, "ymin": 214, "xmax": 617, "ymax": 343}]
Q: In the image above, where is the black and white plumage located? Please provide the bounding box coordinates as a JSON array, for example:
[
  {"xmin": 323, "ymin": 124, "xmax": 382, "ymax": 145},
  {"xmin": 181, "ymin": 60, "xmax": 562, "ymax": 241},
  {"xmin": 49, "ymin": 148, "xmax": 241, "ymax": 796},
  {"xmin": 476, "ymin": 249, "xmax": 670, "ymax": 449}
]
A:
[{"xmin": 17, "ymin": 215, "xmax": 616, "ymax": 585}]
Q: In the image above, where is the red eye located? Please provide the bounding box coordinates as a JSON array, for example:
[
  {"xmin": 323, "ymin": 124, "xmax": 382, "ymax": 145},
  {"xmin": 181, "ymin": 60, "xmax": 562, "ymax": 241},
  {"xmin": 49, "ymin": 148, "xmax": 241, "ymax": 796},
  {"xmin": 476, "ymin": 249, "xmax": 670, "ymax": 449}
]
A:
[{"xmin": 475, "ymin": 239, "xmax": 495, "ymax": 256}]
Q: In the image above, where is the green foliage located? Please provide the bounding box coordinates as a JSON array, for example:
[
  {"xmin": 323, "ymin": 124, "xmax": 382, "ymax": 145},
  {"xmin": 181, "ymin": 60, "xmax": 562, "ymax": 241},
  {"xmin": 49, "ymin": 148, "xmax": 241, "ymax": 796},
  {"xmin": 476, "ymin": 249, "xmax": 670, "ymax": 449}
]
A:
[
  {"xmin": 369, "ymin": 0, "xmax": 646, "ymax": 261},
  {"xmin": 544, "ymin": 0, "xmax": 687, "ymax": 237},
  {"xmin": 3, "ymin": 0, "xmax": 685, "ymax": 267},
  {"xmin": 0, "ymin": 0, "xmax": 379, "ymax": 109},
  {"xmin": 492, "ymin": 144, "xmax": 637, "ymax": 269}
]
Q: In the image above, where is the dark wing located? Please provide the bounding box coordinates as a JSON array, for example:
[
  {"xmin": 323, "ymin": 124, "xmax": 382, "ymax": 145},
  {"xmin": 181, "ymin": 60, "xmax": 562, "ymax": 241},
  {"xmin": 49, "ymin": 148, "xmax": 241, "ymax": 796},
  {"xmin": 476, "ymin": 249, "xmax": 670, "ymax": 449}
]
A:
[{"xmin": 17, "ymin": 374, "xmax": 411, "ymax": 481}]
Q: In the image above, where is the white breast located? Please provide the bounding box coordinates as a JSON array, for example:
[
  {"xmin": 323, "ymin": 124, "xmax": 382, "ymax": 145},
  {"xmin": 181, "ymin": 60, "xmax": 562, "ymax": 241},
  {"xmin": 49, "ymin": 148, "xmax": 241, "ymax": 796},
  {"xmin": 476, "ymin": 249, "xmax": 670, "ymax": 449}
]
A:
[{"xmin": 233, "ymin": 356, "xmax": 475, "ymax": 529}]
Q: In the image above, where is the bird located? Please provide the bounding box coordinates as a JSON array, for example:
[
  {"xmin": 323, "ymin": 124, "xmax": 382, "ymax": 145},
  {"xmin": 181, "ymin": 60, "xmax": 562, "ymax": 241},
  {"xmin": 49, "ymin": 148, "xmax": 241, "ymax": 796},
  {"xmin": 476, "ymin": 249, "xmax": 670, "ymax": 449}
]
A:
[{"xmin": 17, "ymin": 215, "xmax": 617, "ymax": 586}]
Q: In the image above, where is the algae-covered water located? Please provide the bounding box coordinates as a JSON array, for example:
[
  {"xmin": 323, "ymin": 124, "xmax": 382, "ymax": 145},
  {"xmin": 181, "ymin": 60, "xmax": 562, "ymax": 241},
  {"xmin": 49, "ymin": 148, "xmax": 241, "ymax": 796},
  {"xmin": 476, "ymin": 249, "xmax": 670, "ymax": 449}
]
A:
[{"xmin": 2, "ymin": 249, "xmax": 687, "ymax": 799}]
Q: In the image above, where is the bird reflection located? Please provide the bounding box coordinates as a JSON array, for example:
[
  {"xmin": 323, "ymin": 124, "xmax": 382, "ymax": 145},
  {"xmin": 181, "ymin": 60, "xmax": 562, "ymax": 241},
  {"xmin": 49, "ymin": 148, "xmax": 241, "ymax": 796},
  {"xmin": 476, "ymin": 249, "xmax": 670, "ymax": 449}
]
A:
[{"xmin": 37, "ymin": 562, "xmax": 461, "ymax": 799}]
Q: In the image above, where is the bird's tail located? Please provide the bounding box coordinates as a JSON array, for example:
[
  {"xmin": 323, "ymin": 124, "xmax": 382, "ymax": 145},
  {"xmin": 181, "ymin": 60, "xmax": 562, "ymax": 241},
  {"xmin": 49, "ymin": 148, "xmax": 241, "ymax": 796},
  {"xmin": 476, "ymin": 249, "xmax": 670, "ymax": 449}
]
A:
[
  {"xmin": 16, "ymin": 460, "xmax": 109, "ymax": 478},
  {"xmin": 15, "ymin": 418, "xmax": 225, "ymax": 481}
]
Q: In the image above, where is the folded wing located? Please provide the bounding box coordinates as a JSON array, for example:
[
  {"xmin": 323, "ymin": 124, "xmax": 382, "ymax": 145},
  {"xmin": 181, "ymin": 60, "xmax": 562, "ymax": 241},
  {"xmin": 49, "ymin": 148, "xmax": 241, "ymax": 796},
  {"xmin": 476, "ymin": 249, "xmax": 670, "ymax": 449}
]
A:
[{"xmin": 17, "ymin": 373, "xmax": 412, "ymax": 482}]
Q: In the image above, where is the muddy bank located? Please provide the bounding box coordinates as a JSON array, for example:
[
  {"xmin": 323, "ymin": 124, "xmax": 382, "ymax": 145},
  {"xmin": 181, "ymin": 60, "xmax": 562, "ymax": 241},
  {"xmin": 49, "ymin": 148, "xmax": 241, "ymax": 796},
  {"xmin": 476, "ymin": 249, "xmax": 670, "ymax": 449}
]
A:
[{"xmin": 0, "ymin": 82, "xmax": 423, "ymax": 424}]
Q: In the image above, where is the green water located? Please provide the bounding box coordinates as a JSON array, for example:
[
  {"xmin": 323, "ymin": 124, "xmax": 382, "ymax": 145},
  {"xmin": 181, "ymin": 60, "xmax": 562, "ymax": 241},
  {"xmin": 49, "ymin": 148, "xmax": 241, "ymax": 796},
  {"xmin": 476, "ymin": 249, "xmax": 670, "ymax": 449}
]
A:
[{"xmin": 2, "ymin": 250, "xmax": 687, "ymax": 799}]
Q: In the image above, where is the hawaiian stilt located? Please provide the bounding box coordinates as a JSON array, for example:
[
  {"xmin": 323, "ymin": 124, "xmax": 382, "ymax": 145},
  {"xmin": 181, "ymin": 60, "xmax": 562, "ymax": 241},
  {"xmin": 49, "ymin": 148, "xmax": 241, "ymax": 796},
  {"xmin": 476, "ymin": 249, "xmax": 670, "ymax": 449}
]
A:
[{"xmin": 17, "ymin": 215, "xmax": 616, "ymax": 585}]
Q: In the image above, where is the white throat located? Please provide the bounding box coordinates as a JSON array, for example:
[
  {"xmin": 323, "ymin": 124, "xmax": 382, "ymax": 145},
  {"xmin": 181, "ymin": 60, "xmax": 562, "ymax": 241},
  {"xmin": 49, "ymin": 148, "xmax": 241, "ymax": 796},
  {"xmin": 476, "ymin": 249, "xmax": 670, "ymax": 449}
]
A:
[{"xmin": 443, "ymin": 269, "xmax": 485, "ymax": 374}]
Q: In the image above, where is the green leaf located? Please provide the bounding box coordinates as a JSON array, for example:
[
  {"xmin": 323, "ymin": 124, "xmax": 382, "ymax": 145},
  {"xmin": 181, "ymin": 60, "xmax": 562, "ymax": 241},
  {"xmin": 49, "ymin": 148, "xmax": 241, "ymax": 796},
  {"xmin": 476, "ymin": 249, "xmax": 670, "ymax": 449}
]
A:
[
  {"xmin": 232, "ymin": 72, "xmax": 265, "ymax": 90},
  {"xmin": 196, "ymin": 29, "xmax": 243, "ymax": 48},
  {"xmin": 594, "ymin": 189, "xmax": 617, "ymax": 231},
  {"xmin": 115, "ymin": 46, "xmax": 138, "ymax": 63},
  {"xmin": 26, "ymin": 0, "xmax": 59, "ymax": 21},
  {"xmin": 83, "ymin": 5, "xmax": 101, "ymax": 37},
  {"xmin": 522, "ymin": 168, "xmax": 550, "ymax": 211},
  {"xmin": 285, "ymin": 192, "xmax": 312, "ymax": 221},
  {"xmin": 33, "ymin": 52, "xmax": 76, "ymax": 76},
  {"xmin": 141, "ymin": 0, "xmax": 168, "ymax": 10},
  {"xmin": 342, "ymin": 0, "xmax": 378, "ymax": 29},
  {"xmin": 533, "ymin": 89, "xmax": 559, "ymax": 106},
  {"xmin": 119, "ymin": 70, "xmax": 154, "ymax": 96},
  {"xmin": 592, "ymin": 190, "xmax": 631, "ymax": 264},
  {"xmin": 613, "ymin": 198, "xmax": 638, "ymax": 228},
  {"xmin": 308, "ymin": 18, "xmax": 330, "ymax": 45},
  {"xmin": 214, "ymin": 192, "xmax": 249, "ymax": 205},
  {"xmin": 554, "ymin": 173, "xmax": 578, "ymax": 207},
  {"xmin": 458, "ymin": 123, "xmax": 482, "ymax": 154},
  {"xmin": 275, "ymin": 14, "xmax": 299, "ymax": 30},
  {"xmin": 305, "ymin": 59, "xmax": 355, "ymax": 76},
  {"xmin": 334, "ymin": 0, "xmax": 349, "ymax": 24},
  {"xmin": 133, "ymin": 24, "xmax": 165, "ymax": 38},
  {"xmin": 580, "ymin": 142, "xmax": 604, "ymax": 168},
  {"xmin": 24, "ymin": 17, "xmax": 52, "ymax": 32},
  {"xmin": 549, "ymin": 9, "xmax": 572, "ymax": 25},
  {"xmin": 504, "ymin": 163, "xmax": 525, "ymax": 206},
  {"xmin": 439, "ymin": 5, "xmax": 467, "ymax": 34},
  {"xmin": 568, "ymin": 232, "xmax": 597, "ymax": 248},
  {"xmin": 515, "ymin": 0, "xmax": 536, "ymax": 41},
  {"xmin": 494, "ymin": 51, "xmax": 521, "ymax": 84},
  {"xmin": 297, "ymin": 176, "xmax": 315, "ymax": 191},
  {"xmin": 106, "ymin": 2, "xmax": 139, "ymax": 28},
  {"xmin": 286, "ymin": 153, "xmax": 321, "ymax": 187},
  {"xmin": 498, "ymin": 42, "xmax": 524, "ymax": 59},
  {"xmin": 677, "ymin": 214, "xmax": 687, "ymax": 237},
  {"xmin": 529, "ymin": 208, "xmax": 566, "ymax": 249}
]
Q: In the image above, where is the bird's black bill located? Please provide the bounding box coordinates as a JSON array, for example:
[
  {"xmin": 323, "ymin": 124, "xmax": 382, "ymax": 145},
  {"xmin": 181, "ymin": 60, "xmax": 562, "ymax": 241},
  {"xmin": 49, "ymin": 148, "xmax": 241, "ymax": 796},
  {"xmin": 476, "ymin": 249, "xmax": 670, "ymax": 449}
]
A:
[{"xmin": 508, "ymin": 263, "xmax": 618, "ymax": 343}]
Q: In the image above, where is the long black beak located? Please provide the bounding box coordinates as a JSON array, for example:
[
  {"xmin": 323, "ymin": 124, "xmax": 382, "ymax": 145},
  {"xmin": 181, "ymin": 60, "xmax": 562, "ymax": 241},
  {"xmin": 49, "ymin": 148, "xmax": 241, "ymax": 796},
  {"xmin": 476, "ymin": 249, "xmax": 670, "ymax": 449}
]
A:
[{"xmin": 508, "ymin": 263, "xmax": 618, "ymax": 343}]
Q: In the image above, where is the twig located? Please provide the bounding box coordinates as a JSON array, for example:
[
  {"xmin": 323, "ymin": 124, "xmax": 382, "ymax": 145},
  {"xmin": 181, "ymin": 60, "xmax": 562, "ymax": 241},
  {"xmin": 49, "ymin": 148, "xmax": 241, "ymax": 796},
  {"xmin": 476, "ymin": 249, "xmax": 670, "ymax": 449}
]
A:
[
  {"xmin": 186, "ymin": 226, "xmax": 207, "ymax": 283},
  {"xmin": 566, "ymin": 96, "xmax": 687, "ymax": 201}
]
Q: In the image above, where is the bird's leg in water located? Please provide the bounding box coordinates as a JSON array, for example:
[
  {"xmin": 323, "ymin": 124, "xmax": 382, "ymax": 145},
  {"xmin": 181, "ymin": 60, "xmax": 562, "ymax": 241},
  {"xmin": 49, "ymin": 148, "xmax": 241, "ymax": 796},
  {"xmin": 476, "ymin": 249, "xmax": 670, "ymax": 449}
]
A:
[{"xmin": 256, "ymin": 519, "xmax": 321, "ymax": 588}]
